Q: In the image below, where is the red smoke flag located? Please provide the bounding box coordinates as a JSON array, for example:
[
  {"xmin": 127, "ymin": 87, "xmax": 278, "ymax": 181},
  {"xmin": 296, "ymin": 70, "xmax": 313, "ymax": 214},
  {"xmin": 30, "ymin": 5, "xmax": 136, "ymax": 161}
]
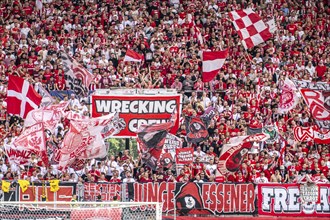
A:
[
  {"xmin": 7, "ymin": 75, "xmax": 42, "ymax": 119},
  {"xmin": 202, "ymin": 50, "xmax": 228, "ymax": 82},
  {"xmin": 228, "ymin": 8, "xmax": 272, "ymax": 49},
  {"xmin": 124, "ymin": 49, "xmax": 144, "ymax": 62}
]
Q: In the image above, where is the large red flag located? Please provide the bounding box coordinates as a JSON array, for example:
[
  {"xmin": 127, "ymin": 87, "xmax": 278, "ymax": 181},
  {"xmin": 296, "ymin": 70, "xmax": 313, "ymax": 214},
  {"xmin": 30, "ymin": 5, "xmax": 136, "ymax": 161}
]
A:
[
  {"xmin": 202, "ymin": 50, "xmax": 228, "ymax": 82},
  {"xmin": 7, "ymin": 75, "xmax": 42, "ymax": 118}
]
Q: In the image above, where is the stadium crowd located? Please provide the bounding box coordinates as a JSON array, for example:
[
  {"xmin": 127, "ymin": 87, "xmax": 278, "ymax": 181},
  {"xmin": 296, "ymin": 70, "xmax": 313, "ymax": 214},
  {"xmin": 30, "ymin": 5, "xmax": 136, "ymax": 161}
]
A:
[{"xmin": 0, "ymin": 0, "xmax": 330, "ymax": 187}]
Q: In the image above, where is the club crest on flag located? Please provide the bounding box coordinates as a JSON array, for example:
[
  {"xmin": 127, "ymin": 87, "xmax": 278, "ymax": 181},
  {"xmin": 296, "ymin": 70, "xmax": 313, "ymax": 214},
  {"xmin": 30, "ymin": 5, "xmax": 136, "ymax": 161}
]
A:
[{"xmin": 262, "ymin": 125, "xmax": 279, "ymax": 144}]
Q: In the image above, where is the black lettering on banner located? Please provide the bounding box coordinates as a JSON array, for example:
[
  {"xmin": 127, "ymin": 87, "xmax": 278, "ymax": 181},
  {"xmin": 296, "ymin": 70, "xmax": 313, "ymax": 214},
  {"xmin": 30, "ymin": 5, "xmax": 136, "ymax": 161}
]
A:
[
  {"xmin": 292, "ymin": 79, "xmax": 330, "ymax": 91},
  {"xmin": 258, "ymin": 184, "xmax": 330, "ymax": 216}
]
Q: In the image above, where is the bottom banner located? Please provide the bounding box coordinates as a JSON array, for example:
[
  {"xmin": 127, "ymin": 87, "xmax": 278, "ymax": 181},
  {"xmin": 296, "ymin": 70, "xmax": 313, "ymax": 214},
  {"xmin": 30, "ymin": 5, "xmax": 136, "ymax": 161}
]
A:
[{"xmin": 258, "ymin": 183, "xmax": 330, "ymax": 217}]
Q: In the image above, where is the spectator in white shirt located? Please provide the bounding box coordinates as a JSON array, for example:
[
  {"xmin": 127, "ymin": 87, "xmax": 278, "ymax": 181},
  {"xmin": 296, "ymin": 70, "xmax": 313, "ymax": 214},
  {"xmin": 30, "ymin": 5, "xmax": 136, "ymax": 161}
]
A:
[
  {"xmin": 122, "ymin": 172, "xmax": 136, "ymax": 183},
  {"xmin": 305, "ymin": 62, "xmax": 315, "ymax": 77},
  {"xmin": 255, "ymin": 171, "xmax": 269, "ymax": 184},
  {"xmin": 193, "ymin": 174, "xmax": 204, "ymax": 183},
  {"xmin": 205, "ymin": 158, "xmax": 217, "ymax": 175},
  {"xmin": 69, "ymin": 94, "xmax": 80, "ymax": 110},
  {"xmin": 0, "ymin": 159, "xmax": 8, "ymax": 174},
  {"xmin": 194, "ymin": 146, "xmax": 206, "ymax": 158}
]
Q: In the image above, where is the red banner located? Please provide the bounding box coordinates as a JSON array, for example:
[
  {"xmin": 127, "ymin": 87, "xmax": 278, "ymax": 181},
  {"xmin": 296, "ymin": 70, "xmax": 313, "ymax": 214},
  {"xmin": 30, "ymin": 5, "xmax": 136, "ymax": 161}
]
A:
[
  {"xmin": 176, "ymin": 148, "xmax": 194, "ymax": 164},
  {"xmin": 84, "ymin": 183, "xmax": 121, "ymax": 201},
  {"xmin": 258, "ymin": 183, "xmax": 330, "ymax": 217},
  {"xmin": 131, "ymin": 182, "xmax": 255, "ymax": 215},
  {"xmin": 19, "ymin": 184, "xmax": 74, "ymax": 203},
  {"xmin": 91, "ymin": 94, "xmax": 181, "ymax": 137}
]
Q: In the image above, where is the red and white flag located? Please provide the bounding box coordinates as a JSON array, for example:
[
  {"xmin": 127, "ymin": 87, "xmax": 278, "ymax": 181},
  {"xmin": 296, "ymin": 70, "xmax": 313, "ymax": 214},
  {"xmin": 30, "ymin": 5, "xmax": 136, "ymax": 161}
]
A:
[
  {"xmin": 176, "ymin": 148, "xmax": 194, "ymax": 165},
  {"xmin": 278, "ymin": 78, "xmax": 299, "ymax": 114},
  {"xmin": 58, "ymin": 114, "xmax": 114, "ymax": 169},
  {"xmin": 293, "ymin": 126, "xmax": 330, "ymax": 144},
  {"xmin": 229, "ymin": 8, "xmax": 272, "ymax": 49},
  {"xmin": 202, "ymin": 50, "xmax": 228, "ymax": 82},
  {"xmin": 61, "ymin": 52, "xmax": 93, "ymax": 95},
  {"xmin": 36, "ymin": 83, "xmax": 55, "ymax": 107},
  {"xmin": 193, "ymin": 21, "xmax": 203, "ymax": 45},
  {"xmin": 216, "ymin": 133, "xmax": 269, "ymax": 176},
  {"xmin": 12, "ymin": 122, "xmax": 48, "ymax": 165},
  {"xmin": 300, "ymin": 88, "xmax": 330, "ymax": 129},
  {"xmin": 7, "ymin": 75, "xmax": 42, "ymax": 119},
  {"xmin": 24, "ymin": 101, "xmax": 69, "ymax": 131},
  {"xmin": 4, "ymin": 144, "xmax": 33, "ymax": 165},
  {"xmin": 124, "ymin": 49, "xmax": 144, "ymax": 62}
]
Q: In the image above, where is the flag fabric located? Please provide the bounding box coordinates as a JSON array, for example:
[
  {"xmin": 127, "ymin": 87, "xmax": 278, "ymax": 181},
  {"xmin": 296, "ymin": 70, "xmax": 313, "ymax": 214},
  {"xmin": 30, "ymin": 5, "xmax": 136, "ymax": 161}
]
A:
[
  {"xmin": 101, "ymin": 112, "xmax": 127, "ymax": 138},
  {"xmin": 36, "ymin": 83, "xmax": 55, "ymax": 107},
  {"xmin": 193, "ymin": 21, "xmax": 203, "ymax": 45},
  {"xmin": 247, "ymin": 126, "xmax": 263, "ymax": 135},
  {"xmin": 49, "ymin": 180, "xmax": 60, "ymax": 192},
  {"xmin": 278, "ymin": 78, "xmax": 299, "ymax": 114},
  {"xmin": 4, "ymin": 144, "xmax": 33, "ymax": 165},
  {"xmin": 13, "ymin": 122, "xmax": 46, "ymax": 152},
  {"xmin": 18, "ymin": 180, "xmax": 30, "ymax": 193},
  {"xmin": 202, "ymin": 50, "xmax": 228, "ymax": 82},
  {"xmin": 24, "ymin": 101, "xmax": 69, "ymax": 131},
  {"xmin": 293, "ymin": 126, "xmax": 330, "ymax": 144},
  {"xmin": 185, "ymin": 116, "xmax": 209, "ymax": 143},
  {"xmin": 2, "ymin": 180, "xmax": 11, "ymax": 193},
  {"xmin": 60, "ymin": 52, "xmax": 93, "ymax": 95},
  {"xmin": 159, "ymin": 133, "xmax": 182, "ymax": 169},
  {"xmin": 299, "ymin": 88, "xmax": 330, "ymax": 129},
  {"xmin": 57, "ymin": 114, "xmax": 114, "ymax": 169},
  {"xmin": 228, "ymin": 8, "xmax": 272, "ymax": 49},
  {"xmin": 216, "ymin": 133, "xmax": 269, "ymax": 176},
  {"xmin": 137, "ymin": 120, "xmax": 174, "ymax": 170},
  {"xmin": 124, "ymin": 49, "xmax": 144, "ymax": 62},
  {"xmin": 7, "ymin": 75, "xmax": 42, "ymax": 119},
  {"xmin": 176, "ymin": 148, "xmax": 194, "ymax": 164},
  {"xmin": 12, "ymin": 122, "xmax": 48, "ymax": 166},
  {"xmin": 266, "ymin": 18, "xmax": 277, "ymax": 34}
]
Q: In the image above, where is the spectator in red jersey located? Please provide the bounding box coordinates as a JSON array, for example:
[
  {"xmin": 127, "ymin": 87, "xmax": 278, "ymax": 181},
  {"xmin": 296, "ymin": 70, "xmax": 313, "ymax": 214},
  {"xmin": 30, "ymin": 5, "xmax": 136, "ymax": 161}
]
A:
[
  {"xmin": 235, "ymin": 171, "xmax": 246, "ymax": 183},
  {"xmin": 191, "ymin": 157, "xmax": 204, "ymax": 177},
  {"xmin": 109, "ymin": 170, "xmax": 121, "ymax": 183},
  {"xmin": 89, "ymin": 164, "xmax": 101, "ymax": 182}
]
